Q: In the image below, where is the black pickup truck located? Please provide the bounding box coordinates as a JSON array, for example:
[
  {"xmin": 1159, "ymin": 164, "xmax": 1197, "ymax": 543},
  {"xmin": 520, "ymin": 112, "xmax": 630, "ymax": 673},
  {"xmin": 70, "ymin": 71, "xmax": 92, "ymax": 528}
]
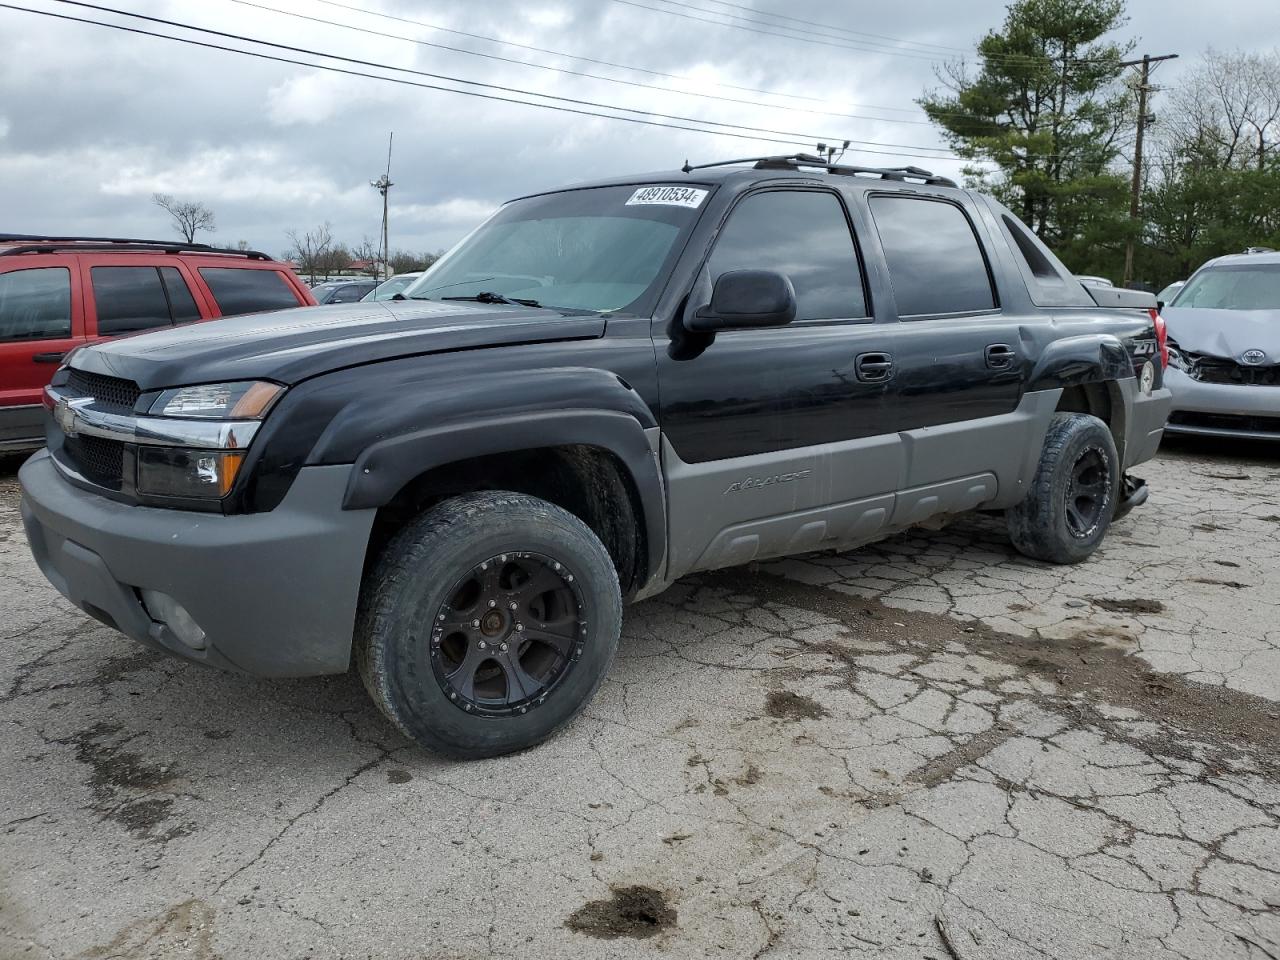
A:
[{"xmin": 19, "ymin": 155, "xmax": 1172, "ymax": 758}]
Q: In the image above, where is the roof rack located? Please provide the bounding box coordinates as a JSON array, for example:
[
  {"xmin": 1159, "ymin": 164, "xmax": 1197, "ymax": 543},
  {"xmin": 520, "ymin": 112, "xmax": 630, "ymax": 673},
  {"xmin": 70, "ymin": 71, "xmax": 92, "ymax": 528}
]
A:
[
  {"xmin": 681, "ymin": 153, "xmax": 958, "ymax": 188},
  {"xmin": 0, "ymin": 234, "xmax": 273, "ymax": 260}
]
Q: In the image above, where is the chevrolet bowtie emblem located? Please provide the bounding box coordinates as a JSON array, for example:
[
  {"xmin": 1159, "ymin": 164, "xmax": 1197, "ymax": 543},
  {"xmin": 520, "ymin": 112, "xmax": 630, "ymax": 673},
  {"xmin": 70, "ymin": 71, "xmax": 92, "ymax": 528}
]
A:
[{"xmin": 53, "ymin": 396, "xmax": 94, "ymax": 437}]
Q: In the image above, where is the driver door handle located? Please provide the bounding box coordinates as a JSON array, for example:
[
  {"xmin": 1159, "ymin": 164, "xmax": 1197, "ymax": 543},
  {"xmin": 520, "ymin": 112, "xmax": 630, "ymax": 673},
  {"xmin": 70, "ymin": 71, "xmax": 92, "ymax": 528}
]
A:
[
  {"xmin": 856, "ymin": 352, "xmax": 894, "ymax": 382},
  {"xmin": 986, "ymin": 343, "xmax": 1016, "ymax": 369}
]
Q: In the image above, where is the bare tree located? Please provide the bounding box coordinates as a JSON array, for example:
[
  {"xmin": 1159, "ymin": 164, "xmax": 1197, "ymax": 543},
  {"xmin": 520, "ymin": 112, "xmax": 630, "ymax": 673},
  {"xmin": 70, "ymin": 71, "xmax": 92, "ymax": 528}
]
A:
[
  {"xmin": 351, "ymin": 237, "xmax": 383, "ymax": 277},
  {"xmin": 152, "ymin": 193, "xmax": 216, "ymax": 243},
  {"xmin": 285, "ymin": 223, "xmax": 335, "ymax": 280},
  {"xmin": 1163, "ymin": 49, "xmax": 1280, "ymax": 170}
]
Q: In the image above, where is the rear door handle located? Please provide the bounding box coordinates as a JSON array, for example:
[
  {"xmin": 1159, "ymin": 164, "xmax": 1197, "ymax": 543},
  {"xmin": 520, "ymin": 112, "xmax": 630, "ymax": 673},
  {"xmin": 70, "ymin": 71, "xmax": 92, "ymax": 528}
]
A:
[
  {"xmin": 985, "ymin": 344, "xmax": 1016, "ymax": 369},
  {"xmin": 856, "ymin": 352, "xmax": 894, "ymax": 382},
  {"xmin": 32, "ymin": 351, "xmax": 66, "ymax": 364}
]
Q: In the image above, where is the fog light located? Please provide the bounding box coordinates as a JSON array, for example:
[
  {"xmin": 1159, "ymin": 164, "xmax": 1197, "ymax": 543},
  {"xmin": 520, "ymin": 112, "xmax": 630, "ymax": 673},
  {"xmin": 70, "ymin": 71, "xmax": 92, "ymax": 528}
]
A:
[
  {"xmin": 1140, "ymin": 361, "xmax": 1155, "ymax": 396},
  {"xmin": 136, "ymin": 447, "xmax": 245, "ymax": 498},
  {"xmin": 140, "ymin": 589, "xmax": 207, "ymax": 650}
]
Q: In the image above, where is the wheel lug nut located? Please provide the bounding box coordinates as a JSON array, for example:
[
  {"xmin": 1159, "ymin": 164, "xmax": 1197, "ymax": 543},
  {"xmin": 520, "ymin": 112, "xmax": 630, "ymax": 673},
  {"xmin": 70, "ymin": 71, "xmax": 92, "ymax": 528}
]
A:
[
  {"xmin": 488, "ymin": 599, "xmax": 497, "ymax": 608},
  {"xmin": 509, "ymin": 601, "xmax": 517, "ymax": 610},
  {"xmin": 516, "ymin": 623, "xmax": 524, "ymax": 632},
  {"xmin": 478, "ymin": 640, "xmax": 488, "ymax": 649},
  {"xmin": 437, "ymin": 614, "xmax": 445, "ymax": 622},
  {"xmin": 472, "ymin": 619, "xmax": 481, "ymax": 628},
  {"xmin": 499, "ymin": 642, "xmax": 509, "ymax": 652}
]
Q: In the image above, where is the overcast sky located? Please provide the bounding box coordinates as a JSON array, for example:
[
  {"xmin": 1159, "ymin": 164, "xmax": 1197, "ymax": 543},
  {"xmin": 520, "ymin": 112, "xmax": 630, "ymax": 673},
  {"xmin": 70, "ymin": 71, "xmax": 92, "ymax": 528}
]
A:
[{"xmin": 2, "ymin": 0, "xmax": 1277, "ymax": 259}]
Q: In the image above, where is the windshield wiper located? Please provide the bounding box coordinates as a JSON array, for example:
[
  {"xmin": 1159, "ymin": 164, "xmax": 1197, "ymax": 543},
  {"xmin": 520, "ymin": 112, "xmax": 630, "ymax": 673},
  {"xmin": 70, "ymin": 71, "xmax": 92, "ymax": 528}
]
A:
[
  {"xmin": 409, "ymin": 276, "xmax": 498, "ymax": 298},
  {"xmin": 440, "ymin": 291, "xmax": 542, "ymax": 308}
]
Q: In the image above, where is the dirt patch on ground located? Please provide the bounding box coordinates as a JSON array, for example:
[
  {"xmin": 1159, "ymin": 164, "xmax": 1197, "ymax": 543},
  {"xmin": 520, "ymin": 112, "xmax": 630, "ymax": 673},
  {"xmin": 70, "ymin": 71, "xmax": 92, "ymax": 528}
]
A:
[
  {"xmin": 61, "ymin": 722, "xmax": 186, "ymax": 840},
  {"xmin": 764, "ymin": 690, "xmax": 828, "ymax": 721},
  {"xmin": 703, "ymin": 570, "xmax": 1280, "ymax": 776},
  {"xmin": 1091, "ymin": 597, "xmax": 1165, "ymax": 615},
  {"xmin": 566, "ymin": 886, "xmax": 676, "ymax": 940}
]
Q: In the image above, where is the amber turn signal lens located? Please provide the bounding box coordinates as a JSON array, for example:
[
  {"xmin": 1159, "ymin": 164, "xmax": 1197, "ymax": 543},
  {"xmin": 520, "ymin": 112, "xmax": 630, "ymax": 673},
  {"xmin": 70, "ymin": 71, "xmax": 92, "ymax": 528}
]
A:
[
  {"xmin": 218, "ymin": 452, "xmax": 245, "ymax": 496},
  {"xmin": 230, "ymin": 382, "xmax": 283, "ymax": 419}
]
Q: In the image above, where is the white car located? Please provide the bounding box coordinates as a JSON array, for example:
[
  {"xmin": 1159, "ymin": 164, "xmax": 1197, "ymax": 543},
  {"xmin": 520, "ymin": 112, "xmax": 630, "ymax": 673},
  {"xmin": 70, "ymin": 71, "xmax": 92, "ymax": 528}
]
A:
[
  {"xmin": 1162, "ymin": 250, "xmax": 1280, "ymax": 440},
  {"xmin": 362, "ymin": 272, "xmax": 424, "ymax": 301}
]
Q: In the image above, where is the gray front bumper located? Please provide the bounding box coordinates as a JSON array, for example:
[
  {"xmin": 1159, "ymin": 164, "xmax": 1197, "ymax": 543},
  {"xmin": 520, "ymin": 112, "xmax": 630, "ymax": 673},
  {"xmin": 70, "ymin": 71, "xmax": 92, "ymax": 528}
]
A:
[
  {"xmin": 19, "ymin": 451, "xmax": 376, "ymax": 677},
  {"xmin": 1164, "ymin": 367, "xmax": 1280, "ymax": 439}
]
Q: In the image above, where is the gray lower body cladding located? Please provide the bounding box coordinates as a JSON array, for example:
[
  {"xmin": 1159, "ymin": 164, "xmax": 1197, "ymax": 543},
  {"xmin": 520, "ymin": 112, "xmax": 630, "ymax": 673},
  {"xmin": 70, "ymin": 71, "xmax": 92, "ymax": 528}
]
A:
[
  {"xmin": 19, "ymin": 452, "xmax": 375, "ymax": 677},
  {"xmin": 660, "ymin": 385, "xmax": 1171, "ymax": 583},
  {"xmin": 0, "ymin": 404, "xmax": 44, "ymax": 452}
]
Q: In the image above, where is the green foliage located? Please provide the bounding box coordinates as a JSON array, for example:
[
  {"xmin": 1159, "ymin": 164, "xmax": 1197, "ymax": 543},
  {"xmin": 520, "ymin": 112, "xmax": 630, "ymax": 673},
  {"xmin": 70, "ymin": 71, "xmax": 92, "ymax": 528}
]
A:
[{"xmin": 919, "ymin": 0, "xmax": 1135, "ymax": 275}]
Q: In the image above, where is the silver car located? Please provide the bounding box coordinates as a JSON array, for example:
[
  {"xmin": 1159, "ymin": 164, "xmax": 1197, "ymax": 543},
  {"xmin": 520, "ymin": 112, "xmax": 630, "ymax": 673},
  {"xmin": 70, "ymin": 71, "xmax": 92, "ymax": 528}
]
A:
[{"xmin": 1162, "ymin": 249, "xmax": 1280, "ymax": 439}]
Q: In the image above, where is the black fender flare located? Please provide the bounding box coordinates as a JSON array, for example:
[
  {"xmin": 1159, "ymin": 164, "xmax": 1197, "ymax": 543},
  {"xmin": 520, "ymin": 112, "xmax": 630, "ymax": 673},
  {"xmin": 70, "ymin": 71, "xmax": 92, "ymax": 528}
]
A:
[
  {"xmin": 1027, "ymin": 334, "xmax": 1133, "ymax": 392},
  {"xmin": 336, "ymin": 369, "xmax": 665, "ymax": 583}
]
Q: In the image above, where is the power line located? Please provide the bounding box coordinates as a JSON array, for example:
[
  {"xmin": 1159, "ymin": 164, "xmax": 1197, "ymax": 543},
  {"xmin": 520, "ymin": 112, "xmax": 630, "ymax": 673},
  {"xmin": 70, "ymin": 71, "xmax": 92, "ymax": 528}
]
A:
[
  {"xmin": 302, "ymin": 0, "xmax": 931, "ymax": 116},
  {"xmin": 692, "ymin": 0, "xmax": 970, "ymax": 55},
  {"xmin": 1, "ymin": 1, "xmax": 968, "ymax": 162},
  {"xmin": 41, "ymin": 0, "xmax": 955, "ymax": 154},
  {"xmin": 617, "ymin": 0, "xmax": 1098, "ymax": 67},
  {"xmin": 222, "ymin": 0, "xmax": 935, "ymax": 126},
  {"xmin": 610, "ymin": 0, "xmax": 944, "ymax": 62}
]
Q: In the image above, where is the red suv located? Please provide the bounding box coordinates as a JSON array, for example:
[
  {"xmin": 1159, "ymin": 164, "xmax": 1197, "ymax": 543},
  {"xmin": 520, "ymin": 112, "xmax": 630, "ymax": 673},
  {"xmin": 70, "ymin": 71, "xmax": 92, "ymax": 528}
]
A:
[{"xmin": 0, "ymin": 236, "xmax": 316, "ymax": 452}]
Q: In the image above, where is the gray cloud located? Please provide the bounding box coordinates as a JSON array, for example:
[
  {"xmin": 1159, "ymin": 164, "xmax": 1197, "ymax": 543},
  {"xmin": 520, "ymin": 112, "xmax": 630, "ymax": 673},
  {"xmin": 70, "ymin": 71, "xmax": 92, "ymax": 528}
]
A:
[{"xmin": 2, "ymin": 0, "xmax": 1276, "ymax": 257}]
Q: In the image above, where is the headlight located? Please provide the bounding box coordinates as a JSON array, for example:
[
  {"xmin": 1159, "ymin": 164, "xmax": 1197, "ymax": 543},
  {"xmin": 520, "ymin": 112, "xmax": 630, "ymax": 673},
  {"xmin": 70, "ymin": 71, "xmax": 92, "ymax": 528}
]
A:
[
  {"xmin": 136, "ymin": 448, "xmax": 246, "ymax": 498},
  {"xmin": 149, "ymin": 381, "xmax": 282, "ymax": 419},
  {"xmin": 136, "ymin": 380, "xmax": 282, "ymax": 499}
]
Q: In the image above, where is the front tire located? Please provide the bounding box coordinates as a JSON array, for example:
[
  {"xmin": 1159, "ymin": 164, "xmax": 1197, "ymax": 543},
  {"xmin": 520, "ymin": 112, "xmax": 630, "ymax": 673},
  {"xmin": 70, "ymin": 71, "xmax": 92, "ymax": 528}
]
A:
[
  {"xmin": 1007, "ymin": 413, "xmax": 1119, "ymax": 565},
  {"xmin": 356, "ymin": 492, "xmax": 621, "ymax": 759}
]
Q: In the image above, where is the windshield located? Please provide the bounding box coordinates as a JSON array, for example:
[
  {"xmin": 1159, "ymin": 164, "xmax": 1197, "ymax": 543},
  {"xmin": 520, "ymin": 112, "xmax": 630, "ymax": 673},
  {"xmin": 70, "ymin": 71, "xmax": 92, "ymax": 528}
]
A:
[
  {"xmin": 1172, "ymin": 263, "xmax": 1280, "ymax": 311},
  {"xmin": 363, "ymin": 275, "xmax": 419, "ymax": 301},
  {"xmin": 402, "ymin": 184, "xmax": 709, "ymax": 314}
]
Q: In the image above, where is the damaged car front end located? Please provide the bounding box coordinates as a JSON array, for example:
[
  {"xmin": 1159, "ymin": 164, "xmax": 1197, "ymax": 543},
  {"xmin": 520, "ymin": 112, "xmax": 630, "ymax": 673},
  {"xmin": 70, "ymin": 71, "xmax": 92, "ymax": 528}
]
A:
[{"xmin": 1162, "ymin": 251, "xmax": 1280, "ymax": 440}]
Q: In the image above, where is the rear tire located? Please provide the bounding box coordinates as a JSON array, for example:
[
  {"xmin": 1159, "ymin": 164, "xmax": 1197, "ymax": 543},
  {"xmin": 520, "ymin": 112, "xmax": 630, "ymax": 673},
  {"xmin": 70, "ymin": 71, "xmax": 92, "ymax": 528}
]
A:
[
  {"xmin": 1007, "ymin": 413, "xmax": 1119, "ymax": 565},
  {"xmin": 356, "ymin": 491, "xmax": 621, "ymax": 759}
]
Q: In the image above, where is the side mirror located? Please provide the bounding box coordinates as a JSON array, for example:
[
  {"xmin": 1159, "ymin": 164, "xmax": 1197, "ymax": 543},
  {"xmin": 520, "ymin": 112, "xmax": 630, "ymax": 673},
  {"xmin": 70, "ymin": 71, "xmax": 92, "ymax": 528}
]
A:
[{"xmin": 686, "ymin": 270, "xmax": 797, "ymax": 332}]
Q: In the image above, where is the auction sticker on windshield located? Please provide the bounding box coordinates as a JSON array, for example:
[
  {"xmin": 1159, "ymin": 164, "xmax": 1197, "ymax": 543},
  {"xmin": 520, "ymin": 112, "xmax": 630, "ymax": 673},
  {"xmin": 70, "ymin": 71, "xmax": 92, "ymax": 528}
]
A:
[{"xmin": 625, "ymin": 186, "xmax": 709, "ymax": 208}]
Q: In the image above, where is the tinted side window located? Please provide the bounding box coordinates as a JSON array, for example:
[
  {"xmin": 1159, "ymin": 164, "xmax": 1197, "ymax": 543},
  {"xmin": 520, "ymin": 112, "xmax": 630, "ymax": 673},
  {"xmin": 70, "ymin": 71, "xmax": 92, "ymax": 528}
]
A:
[
  {"xmin": 0, "ymin": 268, "xmax": 72, "ymax": 342},
  {"xmin": 199, "ymin": 268, "xmax": 301, "ymax": 316},
  {"xmin": 160, "ymin": 267, "xmax": 202, "ymax": 323},
  {"xmin": 329, "ymin": 283, "xmax": 370, "ymax": 304},
  {"xmin": 91, "ymin": 266, "xmax": 173, "ymax": 335},
  {"xmin": 869, "ymin": 196, "xmax": 996, "ymax": 317},
  {"xmin": 708, "ymin": 190, "xmax": 866, "ymax": 321}
]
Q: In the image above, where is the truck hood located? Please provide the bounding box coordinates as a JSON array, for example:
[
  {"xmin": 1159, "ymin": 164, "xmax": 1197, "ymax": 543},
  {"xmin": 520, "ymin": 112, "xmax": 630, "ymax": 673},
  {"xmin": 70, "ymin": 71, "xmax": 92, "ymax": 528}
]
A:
[
  {"xmin": 1162, "ymin": 307, "xmax": 1280, "ymax": 361},
  {"xmin": 70, "ymin": 300, "xmax": 607, "ymax": 390}
]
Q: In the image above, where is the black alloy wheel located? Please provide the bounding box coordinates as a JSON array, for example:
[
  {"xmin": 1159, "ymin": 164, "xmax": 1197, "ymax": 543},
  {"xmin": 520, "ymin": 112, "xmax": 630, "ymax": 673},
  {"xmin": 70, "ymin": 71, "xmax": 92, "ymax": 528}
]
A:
[
  {"xmin": 1064, "ymin": 446, "xmax": 1111, "ymax": 539},
  {"xmin": 431, "ymin": 552, "xmax": 585, "ymax": 717},
  {"xmin": 356, "ymin": 491, "xmax": 622, "ymax": 759},
  {"xmin": 1006, "ymin": 412, "xmax": 1119, "ymax": 565}
]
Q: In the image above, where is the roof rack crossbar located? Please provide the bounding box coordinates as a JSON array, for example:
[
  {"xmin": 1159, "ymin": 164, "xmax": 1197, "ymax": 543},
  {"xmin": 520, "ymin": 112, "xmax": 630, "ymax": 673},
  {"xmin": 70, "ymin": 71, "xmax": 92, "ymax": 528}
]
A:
[
  {"xmin": 0, "ymin": 234, "xmax": 272, "ymax": 260},
  {"xmin": 680, "ymin": 154, "xmax": 957, "ymax": 188}
]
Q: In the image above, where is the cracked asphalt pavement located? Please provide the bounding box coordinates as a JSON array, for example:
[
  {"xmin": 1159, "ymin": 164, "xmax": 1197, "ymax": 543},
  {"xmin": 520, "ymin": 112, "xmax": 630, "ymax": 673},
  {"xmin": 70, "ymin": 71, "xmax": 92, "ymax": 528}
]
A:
[{"xmin": 2, "ymin": 438, "xmax": 1279, "ymax": 959}]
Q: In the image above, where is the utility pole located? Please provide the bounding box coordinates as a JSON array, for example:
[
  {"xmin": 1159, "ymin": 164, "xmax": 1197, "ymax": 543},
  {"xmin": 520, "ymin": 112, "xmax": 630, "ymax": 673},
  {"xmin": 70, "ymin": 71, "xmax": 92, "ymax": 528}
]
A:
[
  {"xmin": 370, "ymin": 132, "xmax": 394, "ymax": 279},
  {"xmin": 1120, "ymin": 54, "xmax": 1177, "ymax": 287}
]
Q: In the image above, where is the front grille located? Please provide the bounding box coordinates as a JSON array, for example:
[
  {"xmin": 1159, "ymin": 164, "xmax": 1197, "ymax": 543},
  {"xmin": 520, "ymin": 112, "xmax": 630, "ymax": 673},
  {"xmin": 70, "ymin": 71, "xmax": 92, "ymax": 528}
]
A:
[
  {"xmin": 63, "ymin": 434, "xmax": 126, "ymax": 490},
  {"xmin": 1168, "ymin": 411, "xmax": 1280, "ymax": 435},
  {"xmin": 1188, "ymin": 357, "xmax": 1280, "ymax": 386},
  {"xmin": 64, "ymin": 368, "xmax": 141, "ymax": 413}
]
